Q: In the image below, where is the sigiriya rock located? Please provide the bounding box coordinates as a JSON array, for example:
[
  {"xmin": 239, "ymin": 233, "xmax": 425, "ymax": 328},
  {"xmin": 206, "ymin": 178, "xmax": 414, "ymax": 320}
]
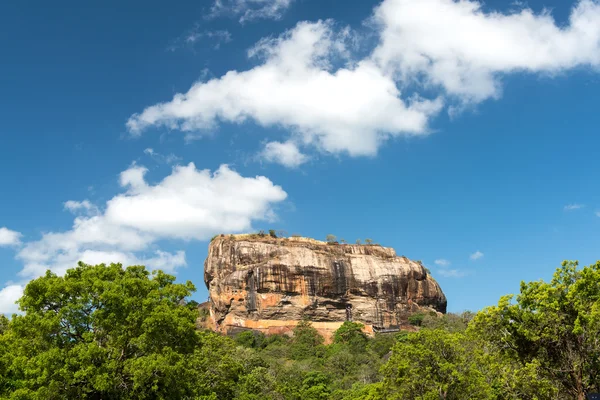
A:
[{"xmin": 202, "ymin": 234, "xmax": 447, "ymax": 339}]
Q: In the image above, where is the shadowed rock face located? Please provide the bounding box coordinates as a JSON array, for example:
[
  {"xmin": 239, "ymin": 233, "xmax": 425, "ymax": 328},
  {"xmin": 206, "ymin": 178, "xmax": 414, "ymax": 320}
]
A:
[{"xmin": 203, "ymin": 235, "xmax": 447, "ymax": 339}]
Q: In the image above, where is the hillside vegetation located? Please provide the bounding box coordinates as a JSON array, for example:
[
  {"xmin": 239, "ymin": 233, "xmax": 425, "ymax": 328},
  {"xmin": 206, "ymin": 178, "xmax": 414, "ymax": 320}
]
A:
[{"xmin": 0, "ymin": 260, "xmax": 599, "ymax": 399}]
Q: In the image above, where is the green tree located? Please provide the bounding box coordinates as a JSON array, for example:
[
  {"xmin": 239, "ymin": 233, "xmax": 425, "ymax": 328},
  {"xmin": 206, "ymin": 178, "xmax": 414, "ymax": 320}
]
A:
[
  {"xmin": 333, "ymin": 322, "xmax": 368, "ymax": 353},
  {"xmin": 290, "ymin": 320, "xmax": 325, "ymax": 360},
  {"xmin": 407, "ymin": 313, "xmax": 425, "ymax": 327},
  {"xmin": 0, "ymin": 315, "xmax": 15, "ymax": 396},
  {"xmin": 355, "ymin": 239, "xmax": 361, "ymax": 245},
  {"xmin": 268, "ymin": 229, "xmax": 277, "ymax": 238},
  {"xmin": 0, "ymin": 315, "xmax": 8, "ymax": 335},
  {"xmin": 300, "ymin": 372, "xmax": 331, "ymax": 400},
  {"xmin": 3, "ymin": 262, "xmax": 201, "ymax": 399},
  {"xmin": 471, "ymin": 260, "xmax": 600, "ymax": 399},
  {"xmin": 332, "ymin": 382, "xmax": 384, "ymax": 400},
  {"xmin": 421, "ymin": 312, "xmax": 471, "ymax": 332},
  {"xmin": 367, "ymin": 333, "xmax": 397, "ymax": 358},
  {"xmin": 192, "ymin": 331, "xmax": 268, "ymax": 400},
  {"xmin": 365, "ymin": 239, "xmax": 373, "ymax": 245},
  {"xmin": 235, "ymin": 330, "xmax": 268, "ymax": 349},
  {"xmin": 235, "ymin": 366, "xmax": 276, "ymax": 400},
  {"xmin": 381, "ymin": 329, "xmax": 492, "ymax": 399},
  {"xmin": 326, "ymin": 234, "xmax": 337, "ymax": 244}
]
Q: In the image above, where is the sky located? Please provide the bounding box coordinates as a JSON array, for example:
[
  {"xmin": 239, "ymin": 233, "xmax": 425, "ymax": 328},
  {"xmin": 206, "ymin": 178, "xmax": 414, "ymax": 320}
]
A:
[{"xmin": 1, "ymin": 0, "xmax": 600, "ymax": 315}]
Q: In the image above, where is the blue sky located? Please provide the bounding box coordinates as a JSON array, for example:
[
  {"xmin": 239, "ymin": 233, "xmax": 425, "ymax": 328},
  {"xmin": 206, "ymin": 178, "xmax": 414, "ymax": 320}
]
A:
[{"xmin": 1, "ymin": 0, "xmax": 600, "ymax": 314}]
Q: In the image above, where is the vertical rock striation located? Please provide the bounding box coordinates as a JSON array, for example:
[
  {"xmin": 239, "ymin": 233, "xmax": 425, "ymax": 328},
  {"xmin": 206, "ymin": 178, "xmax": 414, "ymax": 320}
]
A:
[{"xmin": 203, "ymin": 235, "xmax": 447, "ymax": 339}]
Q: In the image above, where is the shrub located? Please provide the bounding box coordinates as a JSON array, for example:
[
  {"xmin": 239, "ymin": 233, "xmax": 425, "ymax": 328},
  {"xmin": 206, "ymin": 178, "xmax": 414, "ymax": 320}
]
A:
[
  {"xmin": 333, "ymin": 322, "xmax": 368, "ymax": 352},
  {"xmin": 291, "ymin": 320, "xmax": 325, "ymax": 360},
  {"xmin": 235, "ymin": 331, "xmax": 268, "ymax": 349},
  {"xmin": 408, "ymin": 313, "xmax": 425, "ymax": 327},
  {"xmin": 198, "ymin": 307, "xmax": 210, "ymax": 321}
]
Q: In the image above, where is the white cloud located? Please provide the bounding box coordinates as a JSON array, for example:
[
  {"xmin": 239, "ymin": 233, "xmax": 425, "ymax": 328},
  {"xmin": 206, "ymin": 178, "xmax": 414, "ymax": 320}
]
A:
[
  {"xmin": 434, "ymin": 259, "xmax": 451, "ymax": 267},
  {"xmin": 64, "ymin": 200, "xmax": 99, "ymax": 215},
  {"xmin": 595, "ymin": 211, "xmax": 600, "ymax": 217},
  {"xmin": 142, "ymin": 250, "xmax": 187, "ymax": 272},
  {"xmin": 470, "ymin": 250, "xmax": 484, "ymax": 260},
  {"xmin": 437, "ymin": 269, "xmax": 467, "ymax": 278},
  {"xmin": 169, "ymin": 27, "xmax": 232, "ymax": 51},
  {"xmin": 106, "ymin": 163, "xmax": 287, "ymax": 240},
  {"xmin": 0, "ymin": 249, "xmax": 186, "ymax": 314},
  {"xmin": 210, "ymin": 0, "xmax": 294, "ymax": 22},
  {"xmin": 128, "ymin": 1, "xmax": 600, "ymax": 162},
  {"xmin": 77, "ymin": 250, "xmax": 186, "ymax": 273},
  {"xmin": 260, "ymin": 140, "xmax": 308, "ymax": 168},
  {"xmin": 186, "ymin": 30, "xmax": 232, "ymax": 47},
  {"xmin": 17, "ymin": 215, "xmax": 154, "ymax": 278},
  {"xmin": 120, "ymin": 164, "xmax": 149, "ymax": 191},
  {"xmin": 564, "ymin": 203, "xmax": 585, "ymax": 211},
  {"xmin": 127, "ymin": 20, "xmax": 442, "ymax": 157},
  {"xmin": 0, "ymin": 227, "xmax": 22, "ymax": 247},
  {"xmin": 0, "ymin": 284, "xmax": 23, "ymax": 315},
  {"xmin": 372, "ymin": 0, "xmax": 600, "ymax": 104},
  {"xmin": 15, "ymin": 163, "xmax": 287, "ymax": 281},
  {"xmin": 144, "ymin": 148, "xmax": 182, "ymax": 164}
]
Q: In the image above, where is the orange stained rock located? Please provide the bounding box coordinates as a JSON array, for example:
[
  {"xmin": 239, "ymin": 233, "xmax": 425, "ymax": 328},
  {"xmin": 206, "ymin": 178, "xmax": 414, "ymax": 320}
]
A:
[{"xmin": 203, "ymin": 234, "xmax": 447, "ymax": 341}]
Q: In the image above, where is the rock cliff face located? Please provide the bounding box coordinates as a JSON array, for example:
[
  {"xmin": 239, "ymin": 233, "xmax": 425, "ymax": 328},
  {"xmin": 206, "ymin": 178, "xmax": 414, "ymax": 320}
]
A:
[{"xmin": 203, "ymin": 235, "xmax": 447, "ymax": 339}]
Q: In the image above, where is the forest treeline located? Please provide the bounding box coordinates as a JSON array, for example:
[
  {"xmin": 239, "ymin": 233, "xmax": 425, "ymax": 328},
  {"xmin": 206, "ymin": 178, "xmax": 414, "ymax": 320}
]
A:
[{"xmin": 0, "ymin": 260, "xmax": 599, "ymax": 399}]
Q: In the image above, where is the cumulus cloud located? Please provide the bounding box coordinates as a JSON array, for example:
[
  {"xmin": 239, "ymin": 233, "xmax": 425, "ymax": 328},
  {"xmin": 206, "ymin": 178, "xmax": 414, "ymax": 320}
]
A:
[
  {"xmin": 0, "ymin": 227, "xmax": 22, "ymax": 247},
  {"xmin": 128, "ymin": 1, "xmax": 600, "ymax": 163},
  {"xmin": 564, "ymin": 203, "xmax": 585, "ymax": 211},
  {"xmin": 437, "ymin": 269, "xmax": 467, "ymax": 278},
  {"xmin": 470, "ymin": 250, "xmax": 484, "ymax": 260},
  {"xmin": 143, "ymin": 250, "xmax": 187, "ymax": 271},
  {"xmin": 78, "ymin": 250, "xmax": 186, "ymax": 273},
  {"xmin": 0, "ymin": 285, "xmax": 23, "ymax": 315},
  {"xmin": 186, "ymin": 30, "xmax": 232, "ymax": 47},
  {"xmin": 14, "ymin": 163, "xmax": 286, "ymax": 284},
  {"xmin": 210, "ymin": 0, "xmax": 294, "ymax": 22},
  {"xmin": 372, "ymin": 0, "xmax": 600, "ymax": 104},
  {"xmin": 105, "ymin": 163, "xmax": 287, "ymax": 240},
  {"xmin": 3, "ymin": 162, "xmax": 285, "ymax": 314},
  {"xmin": 434, "ymin": 259, "xmax": 451, "ymax": 267},
  {"xmin": 64, "ymin": 200, "xmax": 99, "ymax": 215},
  {"xmin": 169, "ymin": 27, "xmax": 232, "ymax": 52},
  {"xmin": 1, "ymin": 249, "xmax": 187, "ymax": 314},
  {"xmin": 127, "ymin": 20, "xmax": 442, "ymax": 157},
  {"xmin": 260, "ymin": 141, "xmax": 308, "ymax": 168},
  {"xmin": 16, "ymin": 216, "xmax": 155, "ymax": 279},
  {"xmin": 144, "ymin": 148, "xmax": 182, "ymax": 164}
]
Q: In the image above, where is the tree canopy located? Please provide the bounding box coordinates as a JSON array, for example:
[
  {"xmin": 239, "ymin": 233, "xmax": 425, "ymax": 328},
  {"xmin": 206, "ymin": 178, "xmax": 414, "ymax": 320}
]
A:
[
  {"xmin": 1, "ymin": 260, "xmax": 599, "ymax": 399},
  {"xmin": 471, "ymin": 260, "xmax": 600, "ymax": 399}
]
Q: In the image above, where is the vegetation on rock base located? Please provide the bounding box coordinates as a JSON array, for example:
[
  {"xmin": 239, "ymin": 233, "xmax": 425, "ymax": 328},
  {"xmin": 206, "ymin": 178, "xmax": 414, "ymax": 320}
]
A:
[{"xmin": 1, "ymin": 260, "xmax": 599, "ymax": 399}]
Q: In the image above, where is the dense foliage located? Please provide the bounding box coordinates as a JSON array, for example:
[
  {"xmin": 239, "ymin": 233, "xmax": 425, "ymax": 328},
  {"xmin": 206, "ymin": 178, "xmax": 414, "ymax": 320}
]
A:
[{"xmin": 0, "ymin": 260, "xmax": 599, "ymax": 399}]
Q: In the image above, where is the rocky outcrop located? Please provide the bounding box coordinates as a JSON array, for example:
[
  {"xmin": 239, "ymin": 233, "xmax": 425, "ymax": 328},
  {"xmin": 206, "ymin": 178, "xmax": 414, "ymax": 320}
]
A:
[{"xmin": 203, "ymin": 235, "xmax": 446, "ymax": 339}]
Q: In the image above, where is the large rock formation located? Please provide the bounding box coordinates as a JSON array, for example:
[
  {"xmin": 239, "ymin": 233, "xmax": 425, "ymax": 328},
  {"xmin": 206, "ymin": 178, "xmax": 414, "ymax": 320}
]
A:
[{"xmin": 203, "ymin": 234, "xmax": 446, "ymax": 339}]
